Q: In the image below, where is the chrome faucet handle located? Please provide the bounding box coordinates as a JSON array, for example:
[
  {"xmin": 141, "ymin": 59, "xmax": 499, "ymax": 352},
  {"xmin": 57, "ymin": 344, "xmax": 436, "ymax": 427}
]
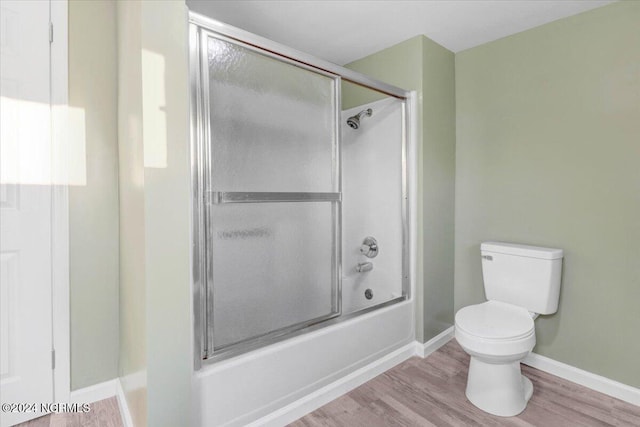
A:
[{"xmin": 359, "ymin": 236, "xmax": 378, "ymax": 258}]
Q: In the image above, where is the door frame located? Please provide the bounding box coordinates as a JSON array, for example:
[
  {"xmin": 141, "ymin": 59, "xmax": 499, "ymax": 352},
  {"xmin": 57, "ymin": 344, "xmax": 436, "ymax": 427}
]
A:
[{"xmin": 50, "ymin": 0, "xmax": 70, "ymax": 403}]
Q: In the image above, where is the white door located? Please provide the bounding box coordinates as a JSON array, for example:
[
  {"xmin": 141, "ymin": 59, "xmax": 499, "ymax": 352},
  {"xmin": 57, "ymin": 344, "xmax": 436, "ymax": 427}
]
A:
[{"xmin": 1, "ymin": 1, "xmax": 54, "ymax": 425}]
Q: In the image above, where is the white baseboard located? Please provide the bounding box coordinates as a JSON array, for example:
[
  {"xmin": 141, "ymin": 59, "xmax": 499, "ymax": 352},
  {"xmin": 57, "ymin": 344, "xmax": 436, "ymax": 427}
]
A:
[
  {"xmin": 523, "ymin": 352, "xmax": 640, "ymax": 407},
  {"xmin": 69, "ymin": 379, "xmax": 117, "ymax": 404},
  {"xmin": 248, "ymin": 342, "xmax": 417, "ymax": 426},
  {"xmin": 115, "ymin": 378, "xmax": 135, "ymax": 427},
  {"xmin": 414, "ymin": 326, "xmax": 454, "ymax": 358}
]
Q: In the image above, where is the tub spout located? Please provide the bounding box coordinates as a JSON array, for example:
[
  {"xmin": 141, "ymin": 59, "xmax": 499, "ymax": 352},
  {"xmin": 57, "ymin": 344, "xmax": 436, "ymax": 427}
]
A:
[{"xmin": 356, "ymin": 262, "xmax": 373, "ymax": 273}]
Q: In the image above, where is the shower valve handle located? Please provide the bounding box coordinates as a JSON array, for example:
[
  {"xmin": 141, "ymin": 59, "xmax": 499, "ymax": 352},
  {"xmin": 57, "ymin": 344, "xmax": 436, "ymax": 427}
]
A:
[{"xmin": 360, "ymin": 236, "xmax": 378, "ymax": 258}]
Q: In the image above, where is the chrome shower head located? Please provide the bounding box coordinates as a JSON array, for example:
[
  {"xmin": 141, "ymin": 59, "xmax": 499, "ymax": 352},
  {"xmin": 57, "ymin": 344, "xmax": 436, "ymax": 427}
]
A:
[
  {"xmin": 346, "ymin": 108, "xmax": 372, "ymax": 130},
  {"xmin": 346, "ymin": 116, "xmax": 360, "ymax": 129}
]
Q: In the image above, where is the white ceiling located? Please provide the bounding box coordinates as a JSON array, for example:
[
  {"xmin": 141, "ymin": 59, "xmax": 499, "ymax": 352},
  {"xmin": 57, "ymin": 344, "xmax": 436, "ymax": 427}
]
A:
[{"xmin": 187, "ymin": 0, "xmax": 615, "ymax": 65}]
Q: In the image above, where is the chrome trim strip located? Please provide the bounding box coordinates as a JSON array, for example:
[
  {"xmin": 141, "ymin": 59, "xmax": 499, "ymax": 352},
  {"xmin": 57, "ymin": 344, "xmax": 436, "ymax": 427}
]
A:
[
  {"xmin": 189, "ymin": 23, "xmax": 206, "ymax": 369},
  {"xmin": 209, "ymin": 191, "xmax": 341, "ymax": 204},
  {"xmin": 199, "ymin": 27, "xmax": 217, "ymax": 359},
  {"xmin": 188, "ymin": 12, "xmax": 410, "ymax": 99},
  {"xmin": 334, "ymin": 75, "xmax": 342, "ymax": 319},
  {"xmin": 401, "ymin": 99, "xmax": 411, "ymax": 298}
]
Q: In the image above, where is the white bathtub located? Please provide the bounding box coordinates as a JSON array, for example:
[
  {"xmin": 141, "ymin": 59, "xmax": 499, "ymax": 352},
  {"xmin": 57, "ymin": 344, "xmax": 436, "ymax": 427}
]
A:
[{"xmin": 194, "ymin": 299, "xmax": 414, "ymax": 426}]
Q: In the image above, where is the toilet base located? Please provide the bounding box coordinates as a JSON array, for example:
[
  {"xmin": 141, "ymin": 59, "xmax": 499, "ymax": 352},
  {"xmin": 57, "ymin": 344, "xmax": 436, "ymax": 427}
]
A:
[{"xmin": 465, "ymin": 356, "xmax": 533, "ymax": 417}]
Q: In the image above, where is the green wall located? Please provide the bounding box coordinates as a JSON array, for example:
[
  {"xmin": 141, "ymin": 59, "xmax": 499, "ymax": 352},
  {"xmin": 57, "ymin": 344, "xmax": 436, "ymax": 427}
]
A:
[
  {"xmin": 345, "ymin": 35, "xmax": 456, "ymax": 342},
  {"xmin": 68, "ymin": 0, "xmax": 120, "ymax": 390},
  {"xmin": 455, "ymin": 1, "xmax": 640, "ymax": 387}
]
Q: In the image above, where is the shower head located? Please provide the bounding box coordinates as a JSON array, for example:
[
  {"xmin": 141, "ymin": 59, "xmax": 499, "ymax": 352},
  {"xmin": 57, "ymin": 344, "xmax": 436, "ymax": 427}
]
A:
[{"xmin": 346, "ymin": 108, "xmax": 372, "ymax": 130}]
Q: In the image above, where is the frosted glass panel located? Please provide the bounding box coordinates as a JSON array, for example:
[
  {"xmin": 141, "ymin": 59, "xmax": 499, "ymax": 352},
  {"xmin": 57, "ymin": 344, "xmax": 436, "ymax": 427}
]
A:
[
  {"xmin": 210, "ymin": 202, "xmax": 336, "ymax": 349},
  {"xmin": 206, "ymin": 36, "xmax": 336, "ymax": 192}
]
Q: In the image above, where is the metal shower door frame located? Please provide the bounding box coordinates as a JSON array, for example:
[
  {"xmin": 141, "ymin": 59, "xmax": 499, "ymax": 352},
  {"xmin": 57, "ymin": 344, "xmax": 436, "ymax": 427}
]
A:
[
  {"xmin": 191, "ymin": 22, "xmax": 342, "ymax": 361},
  {"xmin": 189, "ymin": 11, "xmax": 412, "ymax": 368}
]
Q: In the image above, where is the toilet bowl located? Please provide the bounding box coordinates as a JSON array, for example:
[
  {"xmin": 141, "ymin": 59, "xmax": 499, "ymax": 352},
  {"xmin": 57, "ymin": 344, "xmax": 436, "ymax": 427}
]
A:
[
  {"xmin": 455, "ymin": 300, "xmax": 536, "ymax": 416},
  {"xmin": 455, "ymin": 242, "xmax": 563, "ymax": 417}
]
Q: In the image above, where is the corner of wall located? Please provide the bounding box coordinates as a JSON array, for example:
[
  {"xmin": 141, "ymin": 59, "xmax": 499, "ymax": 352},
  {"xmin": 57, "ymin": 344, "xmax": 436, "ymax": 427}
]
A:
[
  {"xmin": 420, "ymin": 35, "xmax": 456, "ymax": 342},
  {"xmin": 116, "ymin": 0, "xmax": 148, "ymax": 425},
  {"xmin": 140, "ymin": 1, "xmax": 193, "ymax": 425}
]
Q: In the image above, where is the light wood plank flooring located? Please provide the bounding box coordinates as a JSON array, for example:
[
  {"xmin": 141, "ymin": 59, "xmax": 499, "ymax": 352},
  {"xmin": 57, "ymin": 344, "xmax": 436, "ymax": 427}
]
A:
[
  {"xmin": 290, "ymin": 340, "xmax": 640, "ymax": 426},
  {"xmin": 16, "ymin": 397, "xmax": 122, "ymax": 427}
]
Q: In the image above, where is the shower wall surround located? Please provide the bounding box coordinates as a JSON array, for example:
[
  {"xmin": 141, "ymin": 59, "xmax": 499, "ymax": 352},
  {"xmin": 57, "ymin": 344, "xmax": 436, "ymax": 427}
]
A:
[
  {"xmin": 345, "ymin": 35, "xmax": 456, "ymax": 344},
  {"xmin": 341, "ymin": 96, "xmax": 405, "ymax": 315}
]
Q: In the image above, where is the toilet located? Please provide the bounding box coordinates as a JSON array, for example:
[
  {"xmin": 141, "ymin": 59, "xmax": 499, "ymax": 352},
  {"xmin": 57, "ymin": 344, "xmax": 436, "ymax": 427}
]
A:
[{"xmin": 455, "ymin": 242, "xmax": 563, "ymax": 417}]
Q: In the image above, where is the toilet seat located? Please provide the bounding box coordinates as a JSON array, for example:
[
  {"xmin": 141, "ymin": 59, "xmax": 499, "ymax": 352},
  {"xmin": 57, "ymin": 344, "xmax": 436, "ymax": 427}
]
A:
[
  {"xmin": 455, "ymin": 301, "xmax": 536, "ymax": 358},
  {"xmin": 456, "ymin": 300, "xmax": 534, "ymax": 340}
]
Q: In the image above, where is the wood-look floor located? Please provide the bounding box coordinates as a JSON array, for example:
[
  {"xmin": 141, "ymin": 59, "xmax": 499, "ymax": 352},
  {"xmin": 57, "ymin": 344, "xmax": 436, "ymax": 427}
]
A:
[
  {"xmin": 290, "ymin": 340, "xmax": 640, "ymax": 427},
  {"xmin": 16, "ymin": 397, "xmax": 122, "ymax": 427},
  {"xmin": 13, "ymin": 343, "xmax": 640, "ymax": 426}
]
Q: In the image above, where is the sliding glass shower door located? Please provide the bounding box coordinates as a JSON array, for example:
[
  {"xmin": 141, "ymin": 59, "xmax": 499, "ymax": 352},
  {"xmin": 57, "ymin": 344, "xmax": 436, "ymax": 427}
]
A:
[{"xmin": 194, "ymin": 30, "xmax": 341, "ymax": 356}]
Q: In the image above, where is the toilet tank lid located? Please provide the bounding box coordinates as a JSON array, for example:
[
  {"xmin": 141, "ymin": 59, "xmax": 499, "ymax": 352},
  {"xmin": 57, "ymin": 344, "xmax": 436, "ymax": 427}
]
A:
[{"xmin": 481, "ymin": 242, "xmax": 563, "ymax": 260}]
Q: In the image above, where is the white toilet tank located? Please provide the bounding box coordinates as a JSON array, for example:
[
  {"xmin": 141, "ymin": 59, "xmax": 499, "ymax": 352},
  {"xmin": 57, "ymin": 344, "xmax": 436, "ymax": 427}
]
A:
[{"xmin": 481, "ymin": 242, "xmax": 563, "ymax": 315}]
